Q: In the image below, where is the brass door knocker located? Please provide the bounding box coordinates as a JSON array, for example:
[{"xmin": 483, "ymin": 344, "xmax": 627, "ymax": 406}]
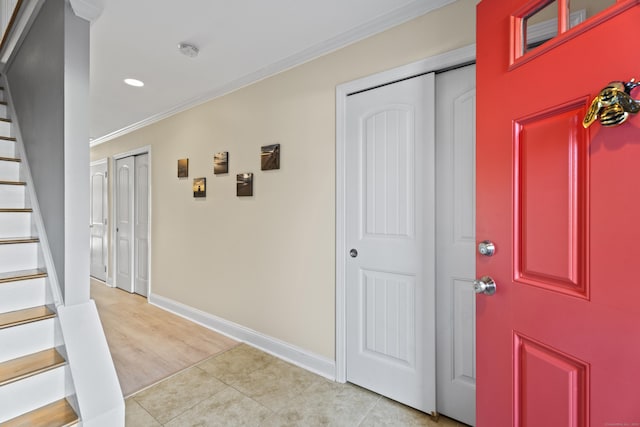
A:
[{"xmin": 583, "ymin": 79, "xmax": 640, "ymax": 128}]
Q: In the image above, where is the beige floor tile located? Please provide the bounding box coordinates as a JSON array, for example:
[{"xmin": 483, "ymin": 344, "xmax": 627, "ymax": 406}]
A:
[
  {"xmin": 230, "ymin": 359, "xmax": 322, "ymax": 411},
  {"xmin": 197, "ymin": 344, "xmax": 278, "ymax": 384},
  {"xmin": 263, "ymin": 379, "xmax": 380, "ymax": 426},
  {"xmin": 360, "ymin": 397, "xmax": 468, "ymax": 426},
  {"xmin": 125, "ymin": 399, "xmax": 162, "ymax": 427},
  {"xmin": 164, "ymin": 387, "xmax": 273, "ymax": 427},
  {"xmin": 132, "ymin": 366, "xmax": 227, "ymax": 424}
]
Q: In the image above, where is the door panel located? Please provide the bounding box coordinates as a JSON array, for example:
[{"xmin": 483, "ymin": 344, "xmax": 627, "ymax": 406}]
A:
[
  {"xmin": 90, "ymin": 161, "xmax": 108, "ymax": 281},
  {"xmin": 116, "ymin": 156, "xmax": 134, "ymax": 292},
  {"xmin": 134, "ymin": 154, "xmax": 149, "ymax": 296},
  {"xmin": 435, "ymin": 64, "xmax": 476, "ymax": 425},
  {"xmin": 477, "ymin": 1, "xmax": 640, "ymax": 425},
  {"xmin": 345, "ymin": 73, "xmax": 435, "ymax": 413}
]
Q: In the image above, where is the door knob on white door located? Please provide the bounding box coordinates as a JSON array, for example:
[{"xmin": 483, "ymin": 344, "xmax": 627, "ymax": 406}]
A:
[
  {"xmin": 474, "ymin": 276, "xmax": 496, "ymax": 296},
  {"xmin": 349, "ymin": 249, "xmax": 358, "ymax": 258}
]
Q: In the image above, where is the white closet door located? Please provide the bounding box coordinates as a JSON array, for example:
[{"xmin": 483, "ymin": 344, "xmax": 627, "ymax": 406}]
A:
[
  {"xmin": 435, "ymin": 64, "xmax": 477, "ymax": 426},
  {"xmin": 134, "ymin": 154, "xmax": 149, "ymax": 296},
  {"xmin": 90, "ymin": 161, "xmax": 108, "ymax": 281},
  {"xmin": 345, "ymin": 72, "xmax": 436, "ymax": 414},
  {"xmin": 115, "ymin": 156, "xmax": 134, "ymax": 292}
]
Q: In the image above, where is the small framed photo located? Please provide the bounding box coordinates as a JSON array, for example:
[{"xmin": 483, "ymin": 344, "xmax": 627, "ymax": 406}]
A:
[
  {"xmin": 177, "ymin": 158, "xmax": 189, "ymax": 178},
  {"xmin": 236, "ymin": 173, "xmax": 253, "ymax": 197},
  {"xmin": 193, "ymin": 177, "xmax": 206, "ymax": 198},
  {"xmin": 214, "ymin": 152, "xmax": 229, "ymax": 174},
  {"xmin": 261, "ymin": 144, "xmax": 280, "ymax": 170}
]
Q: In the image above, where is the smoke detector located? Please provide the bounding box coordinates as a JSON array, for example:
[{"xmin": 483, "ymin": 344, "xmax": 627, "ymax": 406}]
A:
[{"xmin": 178, "ymin": 43, "xmax": 199, "ymax": 58}]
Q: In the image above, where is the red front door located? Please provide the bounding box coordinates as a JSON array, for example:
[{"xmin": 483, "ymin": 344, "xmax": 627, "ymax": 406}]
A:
[{"xmin": 477, "ymin": 1, "xmax": 640, "ymax": 426}]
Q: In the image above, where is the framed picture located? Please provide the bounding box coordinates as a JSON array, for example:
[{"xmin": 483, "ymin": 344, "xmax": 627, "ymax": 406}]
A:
[
  {"xmin": 261, "ymin": 144, "xmax": 280, "ymax": 170},
  {"xmin": 193, "ymin": 177, "xmax": 206, "ymax": 198},
  {"xmin": 177, "ymin": 158, "xmax": 189, "ymax": 178},
  {"xmin": 237, "ymin": 173, "xmax": 253, "ymax": 197},
  {"xmin": 214, "ymin": 151, "xmax": 229, "ymax": 174}
]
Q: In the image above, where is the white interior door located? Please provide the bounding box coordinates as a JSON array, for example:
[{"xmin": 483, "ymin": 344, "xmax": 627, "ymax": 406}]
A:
[
  {"xmin": 134, "ymin": 153, "xmax": 149, "ymax": 297},
  {"xmin": 116, "ymin": 156, "xmax": 134, "ymax": 292},
  {"xmin": 345, "ymin": 73, "xmax": 436, "ymax": 413},
  {"xmin": 435, "ymin": 64, "xmax": 476, "ymax": 425},
  {"xmin": 90, "ymin": 160, "xmax": 108, "ymax": 281}
]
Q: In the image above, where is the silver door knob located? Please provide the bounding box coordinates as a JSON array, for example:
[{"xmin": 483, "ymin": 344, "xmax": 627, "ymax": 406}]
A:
[
  {"xmin": 474, "ymin": 276, "xmax": 496, "ymax": 296},
  {"xmin": 478, "ymin": 240, "xmax": 496, "ymax": 256},
  {"xmin": 350, "ymin": 249, "xmax": 358, "ymax": 258}
]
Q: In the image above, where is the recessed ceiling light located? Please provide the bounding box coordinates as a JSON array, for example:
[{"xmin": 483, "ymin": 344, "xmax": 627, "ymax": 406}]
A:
[
  {"xmin": 178, "ymin": 42, "xmax": 199, "ymax": 58},
  {"xmin": 124, "ymin": 78, "xmax": 144, "ymax": 87}
]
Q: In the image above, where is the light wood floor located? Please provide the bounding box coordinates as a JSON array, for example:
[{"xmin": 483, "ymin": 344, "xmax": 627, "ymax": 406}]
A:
[{"xmin": 90, "ymin": 279, "xmax": 238, "ymax": 397}]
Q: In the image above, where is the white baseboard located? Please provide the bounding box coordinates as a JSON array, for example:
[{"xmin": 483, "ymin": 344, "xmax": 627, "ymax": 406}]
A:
[{"xmin": 148, "ymin": 293, "xmax": 336, "ymax": 381}]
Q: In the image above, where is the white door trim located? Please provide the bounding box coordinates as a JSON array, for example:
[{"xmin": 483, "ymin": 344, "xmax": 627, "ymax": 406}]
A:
[
  {"xmin": 335, "ymin": 44, "xmax": 476, "ymax": 383},
  {"xmin": 111, "ymin": 146, "xmax": 152, "ymax": 298}
]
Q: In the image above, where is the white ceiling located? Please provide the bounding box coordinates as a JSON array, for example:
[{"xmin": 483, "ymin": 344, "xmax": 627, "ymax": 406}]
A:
[{"xmin": 89, "ymin": 0, "xmax": 454, "ymax": 143}]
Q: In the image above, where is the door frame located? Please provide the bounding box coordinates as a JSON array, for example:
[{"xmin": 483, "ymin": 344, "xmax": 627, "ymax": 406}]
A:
[
  {"xmin": 335, "ymin": 44, "xmax": 476, "ymax": 382},
  {"xmin": 111, "ymin": 146, "xmax": 152, "ymax": 297},
  {"xmin": 90, "ymin": 158, "xmax": 108, "ymax": 281}
]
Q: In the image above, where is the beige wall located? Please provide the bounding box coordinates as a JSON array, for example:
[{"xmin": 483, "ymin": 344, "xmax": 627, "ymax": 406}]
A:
[{"xmin": 90, "ymin": 0, "xmax": 477, "ymax": 360}]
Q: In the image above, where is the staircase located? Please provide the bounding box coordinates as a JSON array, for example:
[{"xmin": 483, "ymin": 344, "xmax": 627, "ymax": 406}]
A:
[{"xmin": 0, "ymin": 88, "xmax": 79, "ymax": 426}]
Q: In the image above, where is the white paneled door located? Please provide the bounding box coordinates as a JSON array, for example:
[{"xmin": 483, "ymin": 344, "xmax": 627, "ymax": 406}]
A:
[
  {"xmin": 435, "ymin": 64, "xmax": 476, "ymax": 425},
  {"xmin": 115, "ymin": 153, "xmax": 150, "ymax": 296},
  {"xmin": 134, "ymin": 153, "xmax": 149, "ymax": 297},
  {"xmin": 116, "ymin": 156, "xmax": 134, "ymax": 292},
  {"xmin": 90, "ymin": 160, "xmax": 108, "ymax": 281},
  {"xmin": 345, "ymin": 73, "xmax": 436, "ymax": 414}
]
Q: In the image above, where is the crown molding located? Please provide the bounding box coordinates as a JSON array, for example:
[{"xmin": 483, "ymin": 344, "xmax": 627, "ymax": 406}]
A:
[
  {"xmin": 69, "ymin": 0, "xmax": 103, "ymax": 23},
  {"xmin": 90, "ymin": 0, "xmax": 456, "ymax": 146}
]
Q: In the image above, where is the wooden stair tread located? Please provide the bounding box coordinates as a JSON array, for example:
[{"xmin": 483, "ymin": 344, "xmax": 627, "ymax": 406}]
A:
[
  {"xmin": 0, "ymin": 237, "xmax": 39, "ymax": 244},
  {"xmin": 0, "ymin": 399, "xmax": 78, "ymax": 427},
  {"xmin": 0, "ymin": 136, "xmax": 15, "ymax": 142},
  {"xmin": 0, "ymin": 306, "xmax": 55, "ymax": 330},
  {"xmin": 0, "ymin": 349, "xmax": 65, "ymax": 386},
  {"xmin": 0, "ymin": 101, "xmax": 6, "ymax": 106},
  {"xmin": 0, "ymin": 157, "xmax": 20, "ymax": 163},
  {"xmin": 0, "ymin": 180, "xmax": 25, "ymax": 186},
  {"xmin": 0, "ymin": 269, "xmax": 47, "ymax": 284},
  {"xmin": 0, "ymin": 208, "xmax": 32, "ymax": 213},
  {"xmin": 0, "ymin": 118, "xmax": 11, "ymax": 123}
]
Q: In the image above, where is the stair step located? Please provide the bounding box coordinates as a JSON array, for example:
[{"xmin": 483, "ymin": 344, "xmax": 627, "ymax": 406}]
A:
[
  {"xmin": 0, "ymin": 208, "xmax": 31, "ymax": 213},
  {"xmin": 0, "ymin": 269, "xmax": 47, "ymax": 284},
  {"xmin": 0, "ymin": 306, "xmax": 55, "ymax": 330},
  {"xmin": 0, "ymin": 237, "xmax": 38, "ymax": 245},
  {"xmin": 0, "ymin": 181, "xmax": 25, "ymax": 186},
  {"xmin": 0, "ymin": 157, "xmax": 20, "ymax": 163},
  {"xmin": 0, "ymin": 399, "xmax": 78, "ymax": 427},
  {"xmin": 0, "ymin": 136, "xmax": 15, "ymax": 142},
  {"xmin": 0, "ymin": 118, "xmax": 11, "ymax": 123},
  {"xmin": 0, "ymin": 348, "xmax": 65, "ymax": 386}
]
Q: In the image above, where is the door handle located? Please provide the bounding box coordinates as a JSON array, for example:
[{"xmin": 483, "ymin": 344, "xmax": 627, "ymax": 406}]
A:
[
  {"xmin": 583, "ymin": 79, "xmax": 640, "ymax": 128},
  {"xmin": 474, "ymin": 276, "xmax": 496, "ymax": 296},
  {"xmin": 349, "ymin": 249, "xmax": 358, "ymax": 258},
  {"xmin": 478, "ymin": 240, "xmax": 496, "ymax": 256}
]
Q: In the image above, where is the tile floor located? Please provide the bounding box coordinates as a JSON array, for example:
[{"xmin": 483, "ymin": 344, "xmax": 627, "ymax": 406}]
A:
[{"xmin": 126, "ymin": 344, "xmax": 469, "ymax": 426}]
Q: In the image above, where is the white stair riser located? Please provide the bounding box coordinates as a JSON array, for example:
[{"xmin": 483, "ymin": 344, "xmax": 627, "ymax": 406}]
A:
[
  {"xmin": 0, "ymin": 121, "xmax": 10, "ymax": 137},
  {"xmin": 0, "ymin": 140, "xmax": 13, "ymax": 158},
  {"xmin": 0, "ymin": 105, "xmax": 6, "ymax": 119},
  {"xmin": 0, "ymin": 365, "xmax": 67, "ymax": 423},
  {"xmin": 0, "ymin": 161, "xmax": 20, "ymax": 181},
  {"xmin": 0, "ymin": 212, "xmax": 32, "ymax": 239},
  {"xmin": 0, "ymin": 243, "xmax": 38, "ymax": 273},
  {"xmin": 0, "ymin": 185, "xmax": 25, "ymax": 208},
  {"xmin": 0, "ymin": 278, "xmax": 50, "ymax": 313},
  {"xmin": 0, "ymin": 212, "xmax": 31, "ymax": 238},
  {"xmin": 0, "ymin": 318, "xmax": 62, "ymax": 363}
]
